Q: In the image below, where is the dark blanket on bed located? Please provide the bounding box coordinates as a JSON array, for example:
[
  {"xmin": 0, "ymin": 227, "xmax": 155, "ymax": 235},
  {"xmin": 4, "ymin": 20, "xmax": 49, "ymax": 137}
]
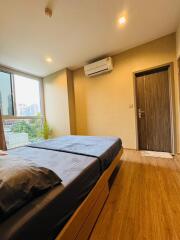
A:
[
  {"xmin": 0, "ymin": 148, "xmax": 101, "ymax": 240},
  {"xmin": 28, "ymin": 135, "xmax": 122, "ymax": 170},
  {"xmin": 0, "ymin": 155, "xmax": 61, "ymax": 221}
]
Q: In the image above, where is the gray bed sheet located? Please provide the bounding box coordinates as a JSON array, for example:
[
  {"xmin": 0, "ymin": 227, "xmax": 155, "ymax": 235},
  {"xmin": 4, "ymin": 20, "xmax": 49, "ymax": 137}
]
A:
[
  {"xmin": 28, "ymin": 135, "xmax": 122, "ymax": 170},
  {"xmin": 0, "ymin": 147, "xmax": 101, "ymax": 240}
]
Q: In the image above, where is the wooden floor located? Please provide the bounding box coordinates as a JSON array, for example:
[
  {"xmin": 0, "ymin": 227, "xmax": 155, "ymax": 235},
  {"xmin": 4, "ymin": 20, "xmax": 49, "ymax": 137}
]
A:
[{"xmin": 89, "ymin": 149, "xmax": 180, "ymax": 240}]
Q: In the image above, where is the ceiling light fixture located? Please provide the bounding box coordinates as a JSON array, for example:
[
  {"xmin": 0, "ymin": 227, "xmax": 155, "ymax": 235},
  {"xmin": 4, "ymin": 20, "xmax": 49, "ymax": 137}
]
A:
[
  {"xmin": 46, "ymin": 57, "xmax": 53, "ymax": 63},
  {"xmin": 118, "ymin": 16, "xmax": 126, "ymax": 25},
  {"xmin": 45, "ymin": 7, "xmax": 52, "ymax": 18}
]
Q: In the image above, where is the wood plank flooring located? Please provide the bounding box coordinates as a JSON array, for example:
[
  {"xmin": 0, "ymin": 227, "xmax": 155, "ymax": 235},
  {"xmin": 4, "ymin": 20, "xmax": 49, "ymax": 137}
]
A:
[{"xmin": 89, "ymin": 149, "xmax": 180, "ymax": 240}]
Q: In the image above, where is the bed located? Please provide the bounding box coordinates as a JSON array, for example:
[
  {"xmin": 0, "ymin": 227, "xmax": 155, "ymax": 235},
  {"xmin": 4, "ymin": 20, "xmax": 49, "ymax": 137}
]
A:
[{"xmin": 0, "ymin": 136, "xmax": 123, "ymax": 240}]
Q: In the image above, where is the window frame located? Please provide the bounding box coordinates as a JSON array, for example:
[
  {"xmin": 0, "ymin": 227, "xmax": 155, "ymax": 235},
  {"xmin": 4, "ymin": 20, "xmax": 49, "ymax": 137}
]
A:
[
  {"xmin": 0, "ymin": 66, "xmax": 45, "ymax": 120},
  {"xmin": 0, "ymin": 69, "xmax": 15, "ymax": 116}
]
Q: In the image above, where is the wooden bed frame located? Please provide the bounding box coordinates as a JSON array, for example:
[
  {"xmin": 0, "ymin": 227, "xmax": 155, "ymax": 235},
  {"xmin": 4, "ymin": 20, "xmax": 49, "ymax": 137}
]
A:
[{"xmin": 56, "ymin": 148, "xmax": 123, "ymax": 240}]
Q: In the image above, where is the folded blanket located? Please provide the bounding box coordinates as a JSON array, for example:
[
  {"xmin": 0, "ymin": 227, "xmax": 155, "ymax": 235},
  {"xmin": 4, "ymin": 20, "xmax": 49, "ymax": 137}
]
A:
[{"xmin": 0, "ymin": 155, "xmax": 62, "ymax": 221}]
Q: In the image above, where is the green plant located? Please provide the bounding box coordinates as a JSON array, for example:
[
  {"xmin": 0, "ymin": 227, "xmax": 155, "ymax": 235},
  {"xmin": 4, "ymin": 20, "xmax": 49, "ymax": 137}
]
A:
[
  {"xmin": 41, "ymin": 120, "xmax": 52, "ymax": 139},
  {"xmin": 11, "ymin": 117, "xmax": 52, "ymax": 141},
  {"xmin": 11, "ymin": 119, "xmax": 42, "ymax": 141}
]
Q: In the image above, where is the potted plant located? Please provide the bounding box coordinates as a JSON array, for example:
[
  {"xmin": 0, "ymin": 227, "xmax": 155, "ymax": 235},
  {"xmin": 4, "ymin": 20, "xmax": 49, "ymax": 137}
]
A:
[{"xmin": 42, "ymin": 120, "xmax": 52, "ymax": 140}]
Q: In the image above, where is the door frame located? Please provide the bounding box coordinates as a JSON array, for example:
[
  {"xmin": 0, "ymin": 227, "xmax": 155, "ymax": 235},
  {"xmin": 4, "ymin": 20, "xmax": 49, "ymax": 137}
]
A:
[{"xmin": 133, "ymin": 63, "xmax": 176, "ymax": 154}]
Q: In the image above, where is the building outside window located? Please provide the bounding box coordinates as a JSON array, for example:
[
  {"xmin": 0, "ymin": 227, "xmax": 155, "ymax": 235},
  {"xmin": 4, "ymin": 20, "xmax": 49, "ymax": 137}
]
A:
[{"xmin": 0, "ymin": 69, "xmax": 44, "ymax": 149}]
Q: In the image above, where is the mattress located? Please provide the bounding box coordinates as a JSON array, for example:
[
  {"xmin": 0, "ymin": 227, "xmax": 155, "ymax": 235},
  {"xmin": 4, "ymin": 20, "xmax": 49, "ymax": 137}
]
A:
[
  {"xmin": 28, "ymin": 135, "xmax": 122, "ymax": 170},
  {"xmin": 0, "ymin": 148, "xmax": 101, "ymax": 240},
  {"xmin": 0, "ymin": 136, "xmax": 122, "ymax": 240}
]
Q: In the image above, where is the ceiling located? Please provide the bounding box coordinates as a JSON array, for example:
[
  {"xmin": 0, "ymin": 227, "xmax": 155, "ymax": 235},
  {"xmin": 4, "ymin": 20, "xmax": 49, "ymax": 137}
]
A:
[{"xmin": 0, "ymin": 0, "xmax": 180, "ymax": 77}]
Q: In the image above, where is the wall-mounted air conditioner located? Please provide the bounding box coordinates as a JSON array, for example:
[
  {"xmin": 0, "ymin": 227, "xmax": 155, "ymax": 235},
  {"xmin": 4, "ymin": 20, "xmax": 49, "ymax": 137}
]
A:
[{"xmin": 84, "ymin": 57, "xmax": 113, "ymax": 77}]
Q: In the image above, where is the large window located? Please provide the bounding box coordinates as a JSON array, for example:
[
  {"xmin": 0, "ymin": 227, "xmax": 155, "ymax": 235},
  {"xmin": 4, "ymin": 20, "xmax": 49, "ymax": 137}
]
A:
[{"xmin": 0, "ymin": 70, "xmax": 44, "ymax": 149}]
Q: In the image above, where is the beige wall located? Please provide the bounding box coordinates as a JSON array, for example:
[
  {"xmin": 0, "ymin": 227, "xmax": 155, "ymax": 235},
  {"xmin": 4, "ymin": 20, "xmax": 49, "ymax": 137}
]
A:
[
  {"xmin": 73, "ymin": 34, "xmax": 180, "ymax": 151},
  {"xmin": 177, "ymin": 23, "xmax": 180, "ymax": 59},
  {"xmin": 43, "ymin": 69, "xmax": 75, "ymax": 137}
]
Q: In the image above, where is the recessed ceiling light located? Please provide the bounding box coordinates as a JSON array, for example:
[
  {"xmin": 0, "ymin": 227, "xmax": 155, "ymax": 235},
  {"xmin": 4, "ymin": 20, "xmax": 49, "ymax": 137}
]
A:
[
  {"xmin": 46, "ymin": 57, "xmax": 53, "ymax": 63},
  {"xmin": 118, "ymin": 16, "xmax": 126, "ymax": 25}
]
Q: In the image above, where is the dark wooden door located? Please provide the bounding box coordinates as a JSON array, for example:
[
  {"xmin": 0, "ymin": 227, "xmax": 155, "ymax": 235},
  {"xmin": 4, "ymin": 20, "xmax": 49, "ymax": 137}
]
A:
[{"xmin": 135, "ymin": 67, "xmax": 172, "ymax": 152}]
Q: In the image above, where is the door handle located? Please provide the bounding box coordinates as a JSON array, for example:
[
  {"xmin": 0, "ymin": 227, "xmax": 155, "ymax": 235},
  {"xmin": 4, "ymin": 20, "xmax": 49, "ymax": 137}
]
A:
[{"xmin": 138, "ymin": 108, "xmax": 145, "ymax": 118}]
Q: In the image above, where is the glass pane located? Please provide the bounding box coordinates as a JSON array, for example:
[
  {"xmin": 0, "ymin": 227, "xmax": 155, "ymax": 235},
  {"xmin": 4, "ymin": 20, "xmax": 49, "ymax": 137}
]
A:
[
  {"xmin": 3, "ymin": 118, "xmax": 43, "ymax": 149},
  {"xmin": 0, "ymin": 71, "xmax": 13, "ymax": 115},
  {"xmin": 14, "ymin": 75, "xmax": 41, "ymax": 117}
]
